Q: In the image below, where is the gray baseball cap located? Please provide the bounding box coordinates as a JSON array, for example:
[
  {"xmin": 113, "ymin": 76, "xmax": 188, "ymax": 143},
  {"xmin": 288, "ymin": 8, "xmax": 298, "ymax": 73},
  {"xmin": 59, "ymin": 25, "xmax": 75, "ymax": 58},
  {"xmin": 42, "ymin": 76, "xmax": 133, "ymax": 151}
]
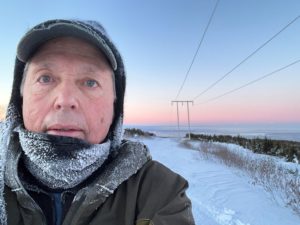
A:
[{"xmin": 17, "ymin": 19, "xmax": 117, "ymax": 70}]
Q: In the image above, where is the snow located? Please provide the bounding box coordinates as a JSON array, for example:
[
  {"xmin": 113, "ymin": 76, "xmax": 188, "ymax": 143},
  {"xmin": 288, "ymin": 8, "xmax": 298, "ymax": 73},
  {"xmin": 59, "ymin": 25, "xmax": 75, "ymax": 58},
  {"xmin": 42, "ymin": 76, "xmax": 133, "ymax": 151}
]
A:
[{"xmin": 132, "ymin": 136, "xmax": 300, "ymax": 225}]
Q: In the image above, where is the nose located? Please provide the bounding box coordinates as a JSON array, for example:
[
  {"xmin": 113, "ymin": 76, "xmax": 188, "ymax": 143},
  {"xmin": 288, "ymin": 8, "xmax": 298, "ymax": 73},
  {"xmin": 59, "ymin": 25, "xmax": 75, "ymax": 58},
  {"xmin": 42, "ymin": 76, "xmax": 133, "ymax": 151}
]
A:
[{"xmin": 53, "ymin": 83, "xmax": 79, "ymax": 110}]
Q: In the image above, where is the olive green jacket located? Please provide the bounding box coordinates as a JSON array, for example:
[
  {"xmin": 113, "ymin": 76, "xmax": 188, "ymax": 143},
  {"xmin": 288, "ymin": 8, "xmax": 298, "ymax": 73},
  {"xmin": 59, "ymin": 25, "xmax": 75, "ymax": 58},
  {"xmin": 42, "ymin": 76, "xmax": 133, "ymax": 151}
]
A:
[{"xmin": 5, "ymin": 142, "xmax": 195, "ymax": 225}]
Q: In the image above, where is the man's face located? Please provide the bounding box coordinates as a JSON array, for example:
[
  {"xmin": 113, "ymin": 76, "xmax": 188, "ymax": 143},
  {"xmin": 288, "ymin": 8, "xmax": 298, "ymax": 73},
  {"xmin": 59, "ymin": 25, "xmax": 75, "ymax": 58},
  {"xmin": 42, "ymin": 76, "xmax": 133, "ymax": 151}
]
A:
[{"xmin": 22, "ymin": 37, "xmax": 115, "ymax": 144}]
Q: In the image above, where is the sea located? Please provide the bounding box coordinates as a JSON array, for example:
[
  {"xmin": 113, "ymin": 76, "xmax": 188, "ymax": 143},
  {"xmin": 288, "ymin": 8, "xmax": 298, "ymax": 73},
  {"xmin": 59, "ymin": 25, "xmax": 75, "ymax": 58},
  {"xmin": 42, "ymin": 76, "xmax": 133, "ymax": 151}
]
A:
[{"xmin": 124, "ymin": 123, "xmax": 300, "ymax": 142}]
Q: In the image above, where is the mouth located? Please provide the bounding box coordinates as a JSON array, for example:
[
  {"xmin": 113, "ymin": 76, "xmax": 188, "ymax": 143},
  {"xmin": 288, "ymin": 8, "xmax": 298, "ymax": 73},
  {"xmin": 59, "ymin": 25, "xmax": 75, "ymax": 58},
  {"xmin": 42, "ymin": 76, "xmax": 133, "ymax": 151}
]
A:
[{"xmin": 46, "ymin": 125, "xmax": 84, "ymax": 139}]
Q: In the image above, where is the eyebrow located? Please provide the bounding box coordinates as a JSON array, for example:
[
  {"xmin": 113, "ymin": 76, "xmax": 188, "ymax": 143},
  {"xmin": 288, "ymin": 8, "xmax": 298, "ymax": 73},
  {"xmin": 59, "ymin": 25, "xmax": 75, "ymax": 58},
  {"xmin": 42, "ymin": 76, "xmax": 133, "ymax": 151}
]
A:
[
  {"xmin": 79, "ymin": 65, "xmax": 98, "ymax": 74},
  {"xmin": 31, "ymin": 62, "xmax": 55, "ymax": 70}
]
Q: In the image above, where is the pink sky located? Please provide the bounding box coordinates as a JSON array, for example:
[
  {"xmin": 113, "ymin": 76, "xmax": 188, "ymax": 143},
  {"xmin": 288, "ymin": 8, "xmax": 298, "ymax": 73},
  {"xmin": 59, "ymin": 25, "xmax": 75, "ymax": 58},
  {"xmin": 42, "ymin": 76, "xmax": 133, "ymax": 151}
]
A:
[{"xmin": 124, "ymin": 99, "xmax": 300, "ymax": 125}]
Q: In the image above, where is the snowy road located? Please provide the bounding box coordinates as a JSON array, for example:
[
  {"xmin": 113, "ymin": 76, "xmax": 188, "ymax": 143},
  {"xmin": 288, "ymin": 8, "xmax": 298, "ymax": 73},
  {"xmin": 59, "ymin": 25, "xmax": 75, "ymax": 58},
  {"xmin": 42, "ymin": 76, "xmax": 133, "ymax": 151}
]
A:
[{"xmin": 136, "ymin": 137, "xmax": 300, "ymax": 225}]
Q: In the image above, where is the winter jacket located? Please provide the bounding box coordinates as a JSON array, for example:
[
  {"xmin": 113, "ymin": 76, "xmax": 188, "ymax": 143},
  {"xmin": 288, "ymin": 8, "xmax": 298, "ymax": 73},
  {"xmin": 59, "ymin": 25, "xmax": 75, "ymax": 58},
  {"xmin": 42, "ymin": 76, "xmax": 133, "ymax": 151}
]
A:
[{"xmin": 4, "ymin": 140, "xmax": 195, "ymax": 225}]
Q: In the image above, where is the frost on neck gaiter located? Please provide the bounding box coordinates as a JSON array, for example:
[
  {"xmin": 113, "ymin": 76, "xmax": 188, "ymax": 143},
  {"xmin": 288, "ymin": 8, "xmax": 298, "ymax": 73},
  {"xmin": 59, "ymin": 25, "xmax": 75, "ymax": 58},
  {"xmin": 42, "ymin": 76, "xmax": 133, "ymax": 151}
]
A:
[{"xmin": 16, "ymin": 127, "xmax": 111, "ymax": 189}]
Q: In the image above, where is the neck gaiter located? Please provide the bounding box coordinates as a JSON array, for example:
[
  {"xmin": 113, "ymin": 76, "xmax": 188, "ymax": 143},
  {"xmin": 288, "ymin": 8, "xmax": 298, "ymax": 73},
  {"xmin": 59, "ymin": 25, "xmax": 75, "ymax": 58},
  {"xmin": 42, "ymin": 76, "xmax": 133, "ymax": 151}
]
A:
[{"xmin": 15, "ymin": 126, "xmax": 111, "ymax": 189}]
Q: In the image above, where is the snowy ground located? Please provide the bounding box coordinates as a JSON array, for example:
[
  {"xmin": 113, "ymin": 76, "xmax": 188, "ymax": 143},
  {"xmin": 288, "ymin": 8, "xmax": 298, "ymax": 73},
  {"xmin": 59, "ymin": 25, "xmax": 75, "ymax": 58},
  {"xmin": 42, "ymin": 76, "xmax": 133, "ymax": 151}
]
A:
[{"xmin": 131, "ymin": 136, "xmax": 300, "ymax": 225}]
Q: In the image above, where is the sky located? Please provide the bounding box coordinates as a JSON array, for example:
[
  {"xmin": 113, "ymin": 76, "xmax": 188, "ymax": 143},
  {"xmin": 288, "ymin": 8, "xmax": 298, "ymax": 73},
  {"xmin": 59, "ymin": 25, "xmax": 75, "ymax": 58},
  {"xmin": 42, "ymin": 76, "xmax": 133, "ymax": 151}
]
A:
[{"xmin": 0, "ymin": 0, "xmax": 300, "ymax": 126}]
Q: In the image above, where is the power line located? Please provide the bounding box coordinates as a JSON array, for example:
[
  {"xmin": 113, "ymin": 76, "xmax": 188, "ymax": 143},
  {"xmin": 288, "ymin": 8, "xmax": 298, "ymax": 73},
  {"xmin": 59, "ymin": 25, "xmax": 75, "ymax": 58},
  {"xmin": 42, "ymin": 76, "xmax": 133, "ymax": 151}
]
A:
[
  {"xmin": 195, "ymin": 59, "xmax": 300, "ymax": 105},
  {"xmin": 175, "ymin": 0, "xmax": 220, "ymax": 100},
  {"xmin": 193, "ymin": 14, "xmax": 300, "ymax": 101}
]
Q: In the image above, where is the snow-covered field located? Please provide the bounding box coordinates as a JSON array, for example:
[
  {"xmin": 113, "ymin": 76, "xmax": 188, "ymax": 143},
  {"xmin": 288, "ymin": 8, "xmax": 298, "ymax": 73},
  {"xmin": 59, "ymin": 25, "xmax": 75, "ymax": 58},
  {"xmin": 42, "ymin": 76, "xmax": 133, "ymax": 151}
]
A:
[{"xmin": 132, "ymin": 136, "xmax": 300, "ymax": 225}]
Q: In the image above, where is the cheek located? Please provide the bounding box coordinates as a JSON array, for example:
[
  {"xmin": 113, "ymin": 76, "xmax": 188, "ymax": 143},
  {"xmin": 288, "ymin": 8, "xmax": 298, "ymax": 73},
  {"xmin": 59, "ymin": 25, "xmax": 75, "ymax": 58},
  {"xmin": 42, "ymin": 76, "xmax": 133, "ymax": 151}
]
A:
[
  {"xmin": 85, "ymin": 98, "xmax": 114, "ymax": 143},
  {"xmin": 89, "ymin": 100, "xmax": 114, "ymax": 127},
  {"xmin": 22, "ymin": 93, "xmax": 49, "ymax": 132}
]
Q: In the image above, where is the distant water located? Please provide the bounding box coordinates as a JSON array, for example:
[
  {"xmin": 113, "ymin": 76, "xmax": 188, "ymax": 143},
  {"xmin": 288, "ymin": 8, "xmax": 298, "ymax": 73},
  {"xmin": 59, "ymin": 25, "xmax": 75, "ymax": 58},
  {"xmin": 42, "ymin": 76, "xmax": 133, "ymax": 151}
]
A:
[{"xmin": 124, "ymin": 124, "xmax": 300, "ymax": 142}]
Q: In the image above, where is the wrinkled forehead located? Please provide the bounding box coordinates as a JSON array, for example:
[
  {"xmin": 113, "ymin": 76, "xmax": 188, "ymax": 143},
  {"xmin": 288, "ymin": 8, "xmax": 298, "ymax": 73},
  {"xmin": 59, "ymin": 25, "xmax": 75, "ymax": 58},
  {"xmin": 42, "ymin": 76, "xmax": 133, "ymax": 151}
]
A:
[{"xmin": 29, "ymin": 36, "xmax": 112, "ymax": 69}]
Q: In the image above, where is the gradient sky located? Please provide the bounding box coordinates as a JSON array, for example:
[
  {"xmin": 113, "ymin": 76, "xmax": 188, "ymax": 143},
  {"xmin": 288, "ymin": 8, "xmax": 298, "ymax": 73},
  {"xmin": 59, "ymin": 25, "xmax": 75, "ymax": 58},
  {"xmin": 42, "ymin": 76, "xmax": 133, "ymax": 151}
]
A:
[{"xmin": 0, "ymin": 0, "xmax": 300, "ymax": 125}]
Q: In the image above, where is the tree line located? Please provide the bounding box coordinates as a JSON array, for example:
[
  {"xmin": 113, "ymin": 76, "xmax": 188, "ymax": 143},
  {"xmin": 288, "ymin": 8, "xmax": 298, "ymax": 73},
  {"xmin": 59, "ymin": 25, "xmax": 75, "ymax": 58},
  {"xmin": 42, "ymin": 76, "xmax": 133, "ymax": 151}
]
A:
[
  {"xmin": 187, "ymin": 133, "xmax": 300, "ymax": 164},
  {"xmin": 124, "ymin": 128, "xmax": 155, "ymax": 137}
]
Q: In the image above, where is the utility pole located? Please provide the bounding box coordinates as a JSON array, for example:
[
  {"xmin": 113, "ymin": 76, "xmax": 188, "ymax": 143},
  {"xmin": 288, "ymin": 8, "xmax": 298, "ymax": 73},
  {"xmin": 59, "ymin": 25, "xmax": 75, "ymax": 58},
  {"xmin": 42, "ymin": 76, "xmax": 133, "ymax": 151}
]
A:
[{"xmin": 171, "ymin": 100, "xmax": 193, "ymax": 139}]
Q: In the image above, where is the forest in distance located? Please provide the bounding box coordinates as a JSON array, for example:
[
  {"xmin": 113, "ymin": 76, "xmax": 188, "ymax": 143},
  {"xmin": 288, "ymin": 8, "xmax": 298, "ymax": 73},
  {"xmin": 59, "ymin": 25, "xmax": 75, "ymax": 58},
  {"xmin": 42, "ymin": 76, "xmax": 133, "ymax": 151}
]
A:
[{"xmin": 125, "ymin": 128, "xmax": 300, "ymax": 164}]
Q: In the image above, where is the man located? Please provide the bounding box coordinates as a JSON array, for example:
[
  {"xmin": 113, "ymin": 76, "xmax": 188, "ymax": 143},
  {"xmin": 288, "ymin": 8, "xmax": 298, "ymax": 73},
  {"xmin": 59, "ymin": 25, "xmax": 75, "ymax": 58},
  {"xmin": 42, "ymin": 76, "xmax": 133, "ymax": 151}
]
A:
[{"xmin": 0, "ymin": 19, "xmax": 195, "ymax": 225}]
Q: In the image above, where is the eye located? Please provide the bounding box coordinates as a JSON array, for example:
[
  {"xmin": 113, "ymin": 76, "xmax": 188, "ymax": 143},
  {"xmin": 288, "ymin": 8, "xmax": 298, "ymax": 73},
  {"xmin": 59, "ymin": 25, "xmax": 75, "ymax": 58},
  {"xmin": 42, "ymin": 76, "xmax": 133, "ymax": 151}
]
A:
[
  {"xmin": 37, "ymin": 75, "xmax": 53, "ymax": 84},
  {"xmin": 83, "ymin": 79, "xmax": 99, "ymax": 88}
]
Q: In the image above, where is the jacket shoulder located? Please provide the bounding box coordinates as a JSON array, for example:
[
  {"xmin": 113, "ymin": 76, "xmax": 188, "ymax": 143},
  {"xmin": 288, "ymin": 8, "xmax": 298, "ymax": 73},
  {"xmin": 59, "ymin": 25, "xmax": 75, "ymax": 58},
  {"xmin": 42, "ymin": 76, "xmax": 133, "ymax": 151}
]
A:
[{"xmin": 137, "ymin": 160, "xmax": 187, "ymax": 186}]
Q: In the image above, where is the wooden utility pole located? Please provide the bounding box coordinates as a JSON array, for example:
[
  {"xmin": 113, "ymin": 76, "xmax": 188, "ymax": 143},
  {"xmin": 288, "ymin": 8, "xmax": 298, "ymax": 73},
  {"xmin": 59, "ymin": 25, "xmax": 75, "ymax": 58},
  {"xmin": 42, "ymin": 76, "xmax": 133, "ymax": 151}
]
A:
[{"xmin": 171, "ymin": 101, "xmax": 193, "ymax": 139}]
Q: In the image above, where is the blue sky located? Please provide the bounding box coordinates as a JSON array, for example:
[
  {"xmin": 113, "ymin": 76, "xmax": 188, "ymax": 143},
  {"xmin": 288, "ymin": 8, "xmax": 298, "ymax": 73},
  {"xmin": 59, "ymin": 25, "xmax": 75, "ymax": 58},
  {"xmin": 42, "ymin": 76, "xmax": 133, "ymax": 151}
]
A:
[{"xmin": 1, "ymin": 0, "xmax": 300, "ymax": 125}]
